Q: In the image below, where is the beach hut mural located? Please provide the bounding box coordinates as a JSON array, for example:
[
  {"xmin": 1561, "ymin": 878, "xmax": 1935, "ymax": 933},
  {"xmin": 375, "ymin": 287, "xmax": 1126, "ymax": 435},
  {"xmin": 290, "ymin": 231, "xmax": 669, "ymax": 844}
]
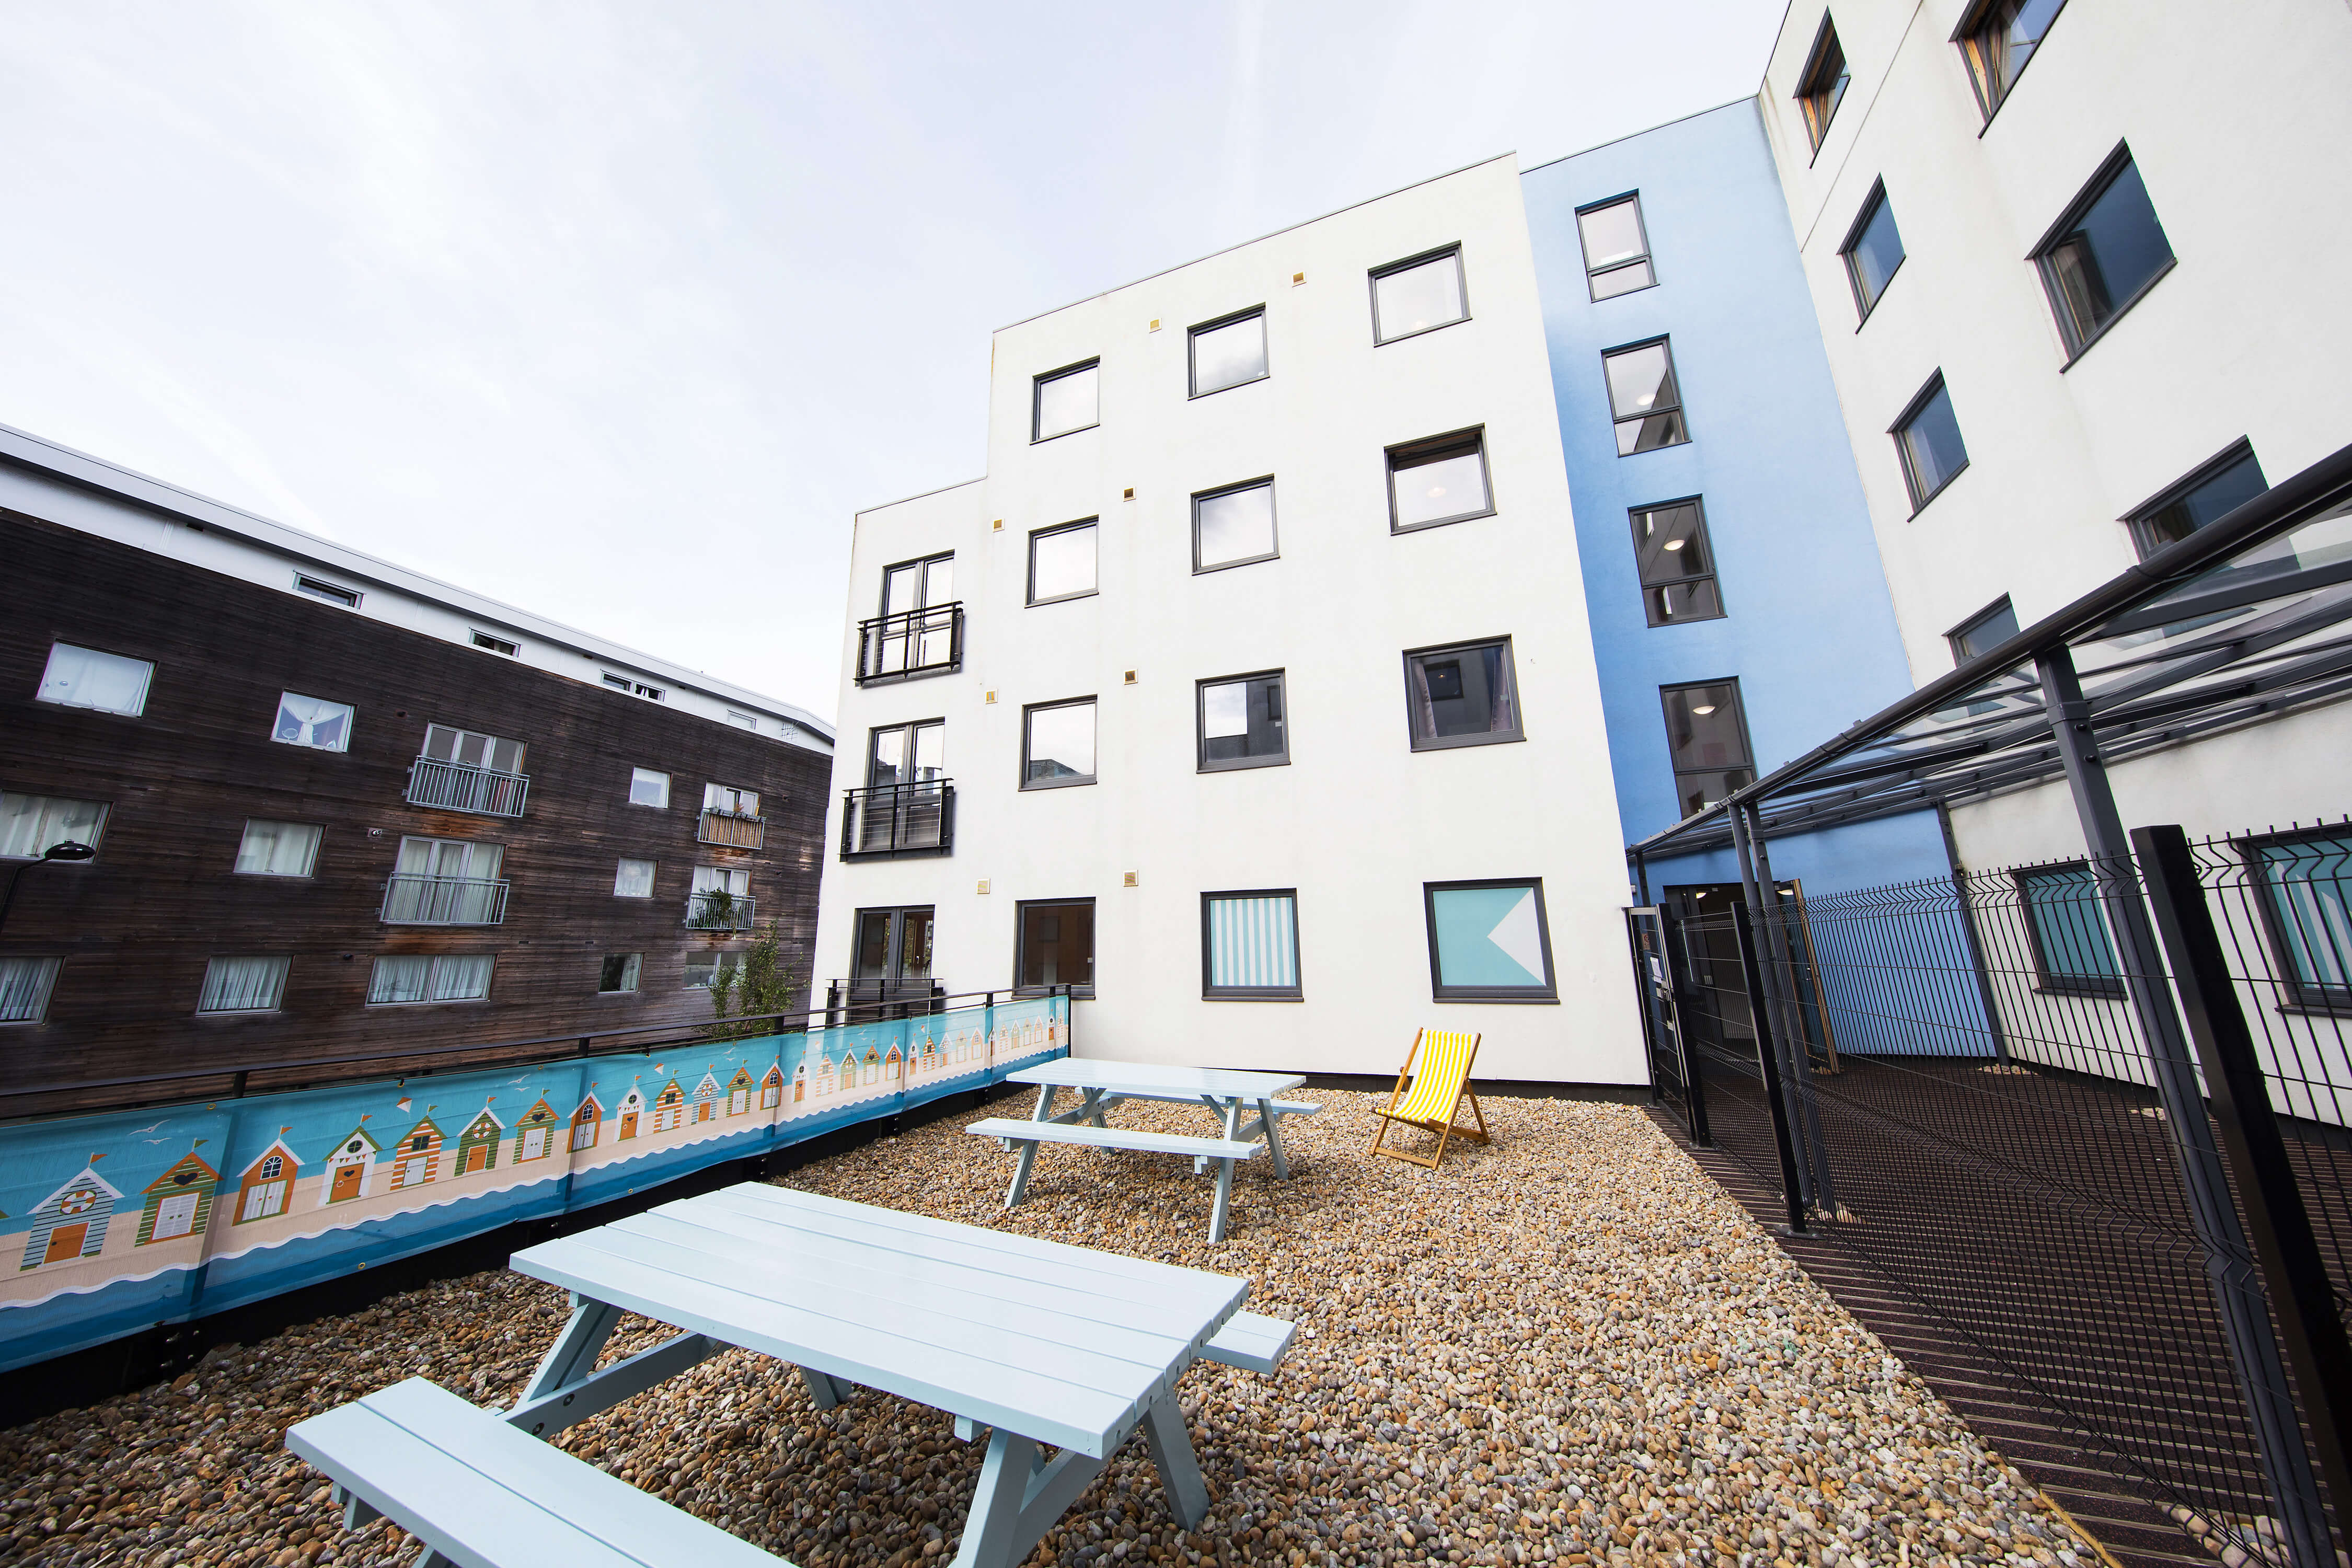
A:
[
  {"xmin": 455, "ymin": 1108, "xmax": 505, "ymax": 1175},
  {"xmin": 728, "ymin": 1067, "xmax": 756, "ymax": 1116},
  {"xmin": 388, "ymin": 1117, "xmax": 444, "ymax": 1191},
  {"xmin": 651, "ymin": 1080, "xmax": 686, "ymax": 1133},
  {"xmin": 690, "ymin": 1073, "xmax": 722, "ymax": 1125},
  {"xmin": 136, "ymin": 1151, "xmax": 217, "ymax": 1245},
  {"xmin": 318, "ymin": 1126, "xmax": 382, "ymax": 1206},
  {"xmin": 570, "ymin": 1094, "xmax": 604, "ymax": 1152},
  {"xmin": 233, "ymin": 1141, "xmax": 301, "ymax": 1225},
  {"xmin": 813, "ymin": 1050, "xmax": 835, "ymax": 1097},
  {"xmin": 20, "ymin": 1166, "xmax": 121, "ymax": 1270},
  {"xmin": 616, "ymin": 1087, "xmax": 644, "ymax": 1140},
  {"xmin": 765, "ymin": 1064, "xmax": 789, "ymax": 1109},
  {"xmin": 862, "ymin": 1046, "xmax": 881, "ymax": 1087},
  {"xmin": 883, "ymin": 1043, "xmax": 902, "ymax": 1086},
  {"xmin": 512, "ymin": 1100, "xmax": 561, "ymax": 1164}
]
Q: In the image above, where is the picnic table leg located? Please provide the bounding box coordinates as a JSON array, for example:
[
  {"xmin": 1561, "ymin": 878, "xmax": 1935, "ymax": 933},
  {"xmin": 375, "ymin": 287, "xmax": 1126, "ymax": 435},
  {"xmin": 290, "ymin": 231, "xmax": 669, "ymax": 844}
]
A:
[
  {"xmin": 1085, "ymin": 1087, "xmax": 1110, "ymax": 1129},
  {"xmin": 1141, "ymin": 1394, "xmax": 1211, "ymax": 1529},
  {"xmin": 800, "ymin": 1366, "xmax": 857, "ymax": 1409},
  {"xmin": 517, "ymin": 1294, "xmax": 624, "ymax": 1404},
  {"xmin": 1258, "ymin": 1097, "xmax": 1291, "ymax": 1180},
  {"xmin": 1006, "ymin": 1137, "xmax": 1041, "ymax": 1208},
  {"xmin": 1208, "ymin": 1100, "xmax": 1243, "ymax": 1243},
  {"xmin": 954, "ymin": 1426, "xmax": 1106, "ymax": 1568}
]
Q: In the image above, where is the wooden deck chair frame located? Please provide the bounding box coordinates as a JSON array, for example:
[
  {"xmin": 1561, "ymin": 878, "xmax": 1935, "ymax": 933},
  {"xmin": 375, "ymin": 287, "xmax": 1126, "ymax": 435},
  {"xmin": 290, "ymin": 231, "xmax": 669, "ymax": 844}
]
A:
[{"xmin": 1370, "ymin": 1029, "xmax": 1488, "ymax": 1169}]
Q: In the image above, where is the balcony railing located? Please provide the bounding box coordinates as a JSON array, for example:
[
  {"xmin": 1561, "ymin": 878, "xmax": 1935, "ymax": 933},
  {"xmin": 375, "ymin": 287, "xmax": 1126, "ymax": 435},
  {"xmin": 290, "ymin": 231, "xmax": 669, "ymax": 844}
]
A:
[
  {"xmin": 854, "ymin": 602, "xmax": 963, "ymax": 685},
  {"xmin": 697, "ymin": 809, "xmax": 766, "ymax": 849},
  {"xmin": 841, "ymin": 781, "xmax": 955, "ymax": 860},
  {"xmin": 686, "ymin": 890, "xmax": 757, "ymax": 930},
  {"xmin": 381, "ymin": 875, "xmax": 509, "ymax": 926},
  {"xmin": 406, "ymin": 757, "xmax": 530, "ymax": 818}
]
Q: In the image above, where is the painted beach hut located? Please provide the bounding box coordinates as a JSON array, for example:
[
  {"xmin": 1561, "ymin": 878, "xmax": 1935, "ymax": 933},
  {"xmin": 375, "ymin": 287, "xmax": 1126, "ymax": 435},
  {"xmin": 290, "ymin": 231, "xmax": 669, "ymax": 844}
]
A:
[
  {"xmin": 234, "ymin": 1141, "xmax": 301, "ymax": 1225},
  {"xmin": 728, "ymin": 1067, "xmax": 756, "ymax": 1116},
  {"xmin": 389, "ymin": 1117, "xmax": 445, "ymax": 1190},
  {"xmin": 883, "ymin": 1043, "xmax": 902, "ymax": 1085},
  {"xmin": 20, "ymin": 1166, "xmax": 121, "ymax": 1270},
  {"xmin": 570, "ymin": 1093, "xmax": 604, "ymax": 1152},
  {"xmin": 455, "ymin": 1108, "xmax": 505, "ymax": 1175},
  {"xmin": 651, "ymin": 1080, "xmax": 686, "ymax": 1133},
  {"xmin": 690, "ymin": 1073, "xmax": 722, "ymax": 1125},
  {"xmin": 319, "ymin": 1126, "xmax": 382, "ymax": 1205},
  {"xmin": 862, "ymin": 1045, "xmax": 881, "ymax": 1087},
  {"xmin": 513, "ymin": 1100, "xmax": 561, "ymax": 1163},
  {"xmin": 763, "ymin": 1064, "xmax": 786, "ymax": 1110},
  {"xmin": 137, "ymin": 1152, "xmax": 217, "ymax": 1245},
  {"xmin": 616, "ymin": 1088, "xmax": 644, "ymax": 1139}
]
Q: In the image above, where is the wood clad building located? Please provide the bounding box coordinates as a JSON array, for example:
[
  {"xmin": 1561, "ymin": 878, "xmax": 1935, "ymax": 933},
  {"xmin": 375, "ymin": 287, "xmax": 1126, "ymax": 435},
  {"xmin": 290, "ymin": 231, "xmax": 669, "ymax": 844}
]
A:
[{"xmin": 0, "ymin": 426, "xmax": 833, "ymax": 1115}]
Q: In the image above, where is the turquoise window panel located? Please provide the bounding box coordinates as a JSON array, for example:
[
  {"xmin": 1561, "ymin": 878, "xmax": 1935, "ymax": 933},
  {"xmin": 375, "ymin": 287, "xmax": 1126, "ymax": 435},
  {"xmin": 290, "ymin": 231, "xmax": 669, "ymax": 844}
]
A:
[{"xmin": 1426, "ymin": 880, "xmax": 1556, "ymax": 999}]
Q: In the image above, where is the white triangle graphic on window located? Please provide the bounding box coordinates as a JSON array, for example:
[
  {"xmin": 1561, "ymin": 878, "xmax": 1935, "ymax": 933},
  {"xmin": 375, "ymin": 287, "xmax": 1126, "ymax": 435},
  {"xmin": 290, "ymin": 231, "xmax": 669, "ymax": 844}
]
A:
[{"xmin": 1486, "ymin": 891, "xmax": 1545, "ymax": 984}]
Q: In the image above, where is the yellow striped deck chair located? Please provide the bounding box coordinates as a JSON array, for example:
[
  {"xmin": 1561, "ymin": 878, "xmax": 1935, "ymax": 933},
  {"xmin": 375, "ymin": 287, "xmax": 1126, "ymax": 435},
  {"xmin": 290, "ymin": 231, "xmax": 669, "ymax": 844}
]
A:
[{"xmin": 1370, "ymin": 1029, "xmax": 1488, "ymax": 1169}]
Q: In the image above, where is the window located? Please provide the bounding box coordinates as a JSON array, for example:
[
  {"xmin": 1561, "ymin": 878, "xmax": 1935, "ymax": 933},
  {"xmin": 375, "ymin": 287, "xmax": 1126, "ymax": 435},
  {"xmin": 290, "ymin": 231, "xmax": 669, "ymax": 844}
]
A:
[
  {"xmin": 368, "ymin": 953, "xmax": 494, "ymax": 1004},
  {"xmin": 0, "ymin": 957, "xmax": 61, "ymax": 1024},
  {"xmin": 1796, "ymin": 16, "xmax": 1850, "ymax": 152},
  {"xmin": 1370, "ymin": 247, "xmax": 1468, "ymax": 343},
  {"xmin": 869, "ymin": 721, "xmax": 944, "ymax": 789},
  {"xmin": 2015, "ymin": 863, "xmax": 2125, "ymax": 997},
  {"xmin": 37, "ymin": 643, "xmax": 153, "ymax": 716},
  {"xmin": 1203, "ymin": 891, "xmax": 1301, "ymax": 999},
  {"xmin": 294, "ymin": 574, "xmax": 362, "ymax": 608},
  {"xmin": 1576, "ymin": 195, "xmax": 1654, "ymax": 301},
  {"xmin": 1022, "ymin": 699, "xmax": 1097, "ymax": 788},
  {"xmin": 613, "ymin": 858, "xmax": 656, "ymax": 897},
  {"xmin": 852, "ymin": 907, "xmax": 936, "ymax": 982},
  {"xmin": 2126, "ymin": 442, "xmax": 2268, "ymax": 561},
  {"xmin": 1892, "ymin": 373, "xmax": 1969, "ymax": 512},
  {"xmin": 1838, "ymin": 182, "xmax": 1905, "ymax": 321},
  {"xmin": 1424, "ymin": 879, "xmax": 1557, "ymax": 1002},
  {"xmin": 1016, "ymin": 898, "xmax": 1096, "ymax": 996},
  {"xmin": 1659, "ymin": 681, "xmax": 1755, "ymax": 816},
  {"xmin": 603, "ymin": 674, "xmax": 666, "ymax": 700},
  {"xmin": 1602, "ymin": 340, "xmax": 1688, "ymax": 456},
  {"xmin": 629, "ymin": 767, "xmax": 671, "ymax": 808},
  {"xmin": 1029, "ymin": 520, "xmax": 1099, "ymax": 605},
  {"xmin": 1190, "ymin": 308, "xmax": 1267, "ymax": 397},
  {"xmin": 1947, "ymin": 596, "xmax": 2020, "ymax": 665},
  {"xmin": 1628, "ymin": 500, "xmax": 1724, "ymax": 626},
  {"xmin": 1388, "ymin": 430, "xmax": 1493, "ymax": 534},
  {"xmin": 882, "ymin": 552, "xmax": 954, "ymax": 617},
  {"xmin": 685, "ymin": 951, "xmax": 744, "ymax": 990},
  {"xmin": 198, "ymin": 956, "xmax": 290, "ymax": 1014},
  {"xmin": 599, "ymin": 954, "xmax": 642, "ymax": 994},
  {"xmin": 2243, "ymin": 832, "xmax": 2352, "ymax": 1014},
  {"xmin": 1, "ymin": 793, "xmax": 107, "ymax": 860},
  {"xmin": 1033, "ymin": 359, "xmax": 1100, "ymax": 442},
  {"xmin": 387, "ymin": 837, "xmax": 505, "ymax": 924},
  {"xmin": 235, "ymin": 820, "xmax": 322, "ymax": 877},
  {"xmin": 1404, "ymin": 640, "xmax": 1521, "ymax": 751},
  {"xmin": 725, "ymin": 710, "xmax": 758, "ymax": 731},
  {"xmin": 1959, "ymin": 0, "xmax": 2067, "ymax": 119},
  {"xmin": 704, "ymin": 782, "xmax": 760, "ymax": 817},
  {"xmin": 2032, "ymin": 146, "xmax": 2174, "ymax": 361},
  {"xmin": 689, "ymin": 865, "xmax": 752, "ymax": 928},
  {"xmin": 1197, "ymin": 672, "xmax": 1287, "ymax": 771},
  {"xmin": 1193, "ymin": 478, "xmax": 1278, "ymax": 572},
  {"xmin": 471, "ymin": 631, "xmax": 519, "ymax": 656},
  {"xmin": 273, "ymin": 693, "xmax": 353, "ymax": 751},
  {"xmin": 422, "ymin": 724, "xmax": 526, "ymax": 775}
]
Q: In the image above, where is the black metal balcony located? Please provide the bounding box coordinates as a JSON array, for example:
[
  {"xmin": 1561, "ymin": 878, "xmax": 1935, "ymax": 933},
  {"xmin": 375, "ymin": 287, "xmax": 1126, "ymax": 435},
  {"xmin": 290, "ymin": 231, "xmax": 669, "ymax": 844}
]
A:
[
  {"xmin": 697, "ymin": 809, "xmax": 765, "ymax": 849},
  {"xmin": 405, "ymin": 757, "xmax": 529, "ymax": 817},
  {"xmin": 686, "ymin": 890, "xmax": 757, "ymax": 930},
  {"xmin": 841, "ymin": 781, "xmax": 955, "ymax": 861},
  {"xmin": 381, "ymin": 874, "xmax": 509, "ymax": 926},
  {"xmin": 854, "ymin": 603, "xmax": 963, "ymax": 685}
]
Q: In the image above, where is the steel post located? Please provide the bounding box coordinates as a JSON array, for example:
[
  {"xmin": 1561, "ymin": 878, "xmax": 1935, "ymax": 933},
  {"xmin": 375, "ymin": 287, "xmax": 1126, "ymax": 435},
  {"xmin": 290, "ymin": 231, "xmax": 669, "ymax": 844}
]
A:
[
  {"xmin": 1936, "ymin": 803, "xmax": 2011, "ymax": 1063},
  {"xmin": 1745, "ymin": 813, "xmax": 1837, "ymax": 1212},
  {"xmin": 1732, "ymin": 901, "xmax": 1807, "ymax": 1235}
]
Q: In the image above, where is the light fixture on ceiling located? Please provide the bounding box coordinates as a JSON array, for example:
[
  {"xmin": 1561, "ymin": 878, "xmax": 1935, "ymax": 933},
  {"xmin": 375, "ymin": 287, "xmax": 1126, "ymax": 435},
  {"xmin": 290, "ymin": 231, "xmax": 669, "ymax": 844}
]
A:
[
  {"xmin": 1663, "ymin": 538, "xmax": 1685, "ymax": 551},
  {"xmin": 1692, "ymin": 703, "xmax": 1717, "ymax": 715}
]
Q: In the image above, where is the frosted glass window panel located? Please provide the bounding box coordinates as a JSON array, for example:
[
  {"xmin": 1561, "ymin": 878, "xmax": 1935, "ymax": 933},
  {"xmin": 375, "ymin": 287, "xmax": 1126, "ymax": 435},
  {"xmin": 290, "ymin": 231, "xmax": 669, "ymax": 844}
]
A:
[
  {"xmin": 235, "ymin": 820, "xmax": 322, "ymax": 877},
  {"xmin": 1371, "ymin": 250, "xmax": 1467, "ymax": 342},
  {"xmin": 1034, "ymin": 362, "xmax": 1099, "ymax": 441},
  {"xmin": 38, "ymin": 644, "xmax": 153, "ymax": 716},
  {"xmin": 1028, "ymin": 522, "xmax": 1098, "ymax": 604},
  {"xmin": 1388, "ymin": 435, "xmax": 1492, "ymax": 532},
  {"xmin": 629, "ymin": 767, "xmax": 671, "ymax": 807},
  {"xmin": 1023, "ymin": 700, "xmax": 1098, "ymax": 786},
  {"xmin": 1193, "ymin": 480, "xmax": 1278, "ymax": 571},
  {"xmin": 613, "ymin": 858, "xmax": 656, "ymax": 897},
  {"xmin": 273, "ymin": 692, "xmax": 353, "ymax": 751},
  {"xmin": 0, "ymin": 792, "xmax": 108, "ymax": 860},
  {"xmin": 199, "ymin": 956, "xmax": 290, "ymax": 1013},
  {"xmin": 1190, "ymin": 312, "xmax": 1267, "ymax": 397},
  {"xmin": 0, "ymin": 956, "xmax": 61, "ymax": 1024}
]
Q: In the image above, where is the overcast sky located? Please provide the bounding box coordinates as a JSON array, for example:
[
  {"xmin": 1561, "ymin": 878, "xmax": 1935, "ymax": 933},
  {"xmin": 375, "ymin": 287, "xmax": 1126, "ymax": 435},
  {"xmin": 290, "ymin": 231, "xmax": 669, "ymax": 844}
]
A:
[{"xmin": 0, "ymin": 2, "xmax": 1781, "ymax": 723}]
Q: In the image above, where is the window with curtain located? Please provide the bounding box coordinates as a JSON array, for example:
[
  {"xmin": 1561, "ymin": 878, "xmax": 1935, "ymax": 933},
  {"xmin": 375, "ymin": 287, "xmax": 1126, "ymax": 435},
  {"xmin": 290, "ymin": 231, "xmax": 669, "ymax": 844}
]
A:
[
  {"xmin": 273, "ymin": 692, "xmax": 353, "ymax": 751},
  {"xmin": 1, "ymin": 792, "xmax": 108, "ymax": 860},
  {"xmin": 2016, "ymin": 863, "xmax": 2126, "ymax": 996},
  {"xmin": 2247, "ymin": 834, "xmax": 2352, "ymax": 1013},
  {"xmin": 599, "ymin": 954, "xmax": 642, "ymax": 994},
  {"xmin": 387, "ymin": 837, "xmax": 505, "ymax": 924},
  {"xmin": 1404, "ymin": 640, "xmax": 1521, "ymax": 751},
  {"xmin": 614, "ymin": 858, "xmax": 656, "ymax": 897},
  {"xmin": 235, "ymin": 821, "xmax": 322, "ymax": 877},
  {"xmin": 198, "ymin": 956, "xmax": 290, "ymax": 1014},
  {"xmin": 1795, "ymin": 17, "xmax": 1850, "ymax": 151},
  {"xmin": 703, "ymin": 782, "xmax": 760, "ymax": 816},
  {"xmin": 368, "ymin": 954, "xmax": 494, "ymax": 1004},
  {"xmin": 0, "ymin": 957, "xmax": 61, "ymax": 1024},
  {"xmin": 421, "ymin": 724, "xmax": 526, "ymax": 774},
  {"xmin": 628, "ymin": 767, "xmax": 671, "ymax": 807},
  {"xmin": 1961, "ymin": 0, "xmax": 2068, "ymax": 119},
  {"xmin": 38, "ymin": 643, "xmax": 153, "ymax": 716},
  {"xmin": 1203, "ymin": 892, "xmax": 1301, "ymax": 999},
  {"xmin": 2033, "ymin": 147, "xmax": 2174, "ymax": 359}
]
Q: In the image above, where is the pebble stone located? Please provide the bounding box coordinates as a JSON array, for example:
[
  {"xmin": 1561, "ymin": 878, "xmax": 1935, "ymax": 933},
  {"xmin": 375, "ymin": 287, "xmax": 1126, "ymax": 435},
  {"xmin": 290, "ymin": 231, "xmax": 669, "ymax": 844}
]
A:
[{"xmin": 0, "ymin": 1094, "xmax": 2094, "ymax": 1568}]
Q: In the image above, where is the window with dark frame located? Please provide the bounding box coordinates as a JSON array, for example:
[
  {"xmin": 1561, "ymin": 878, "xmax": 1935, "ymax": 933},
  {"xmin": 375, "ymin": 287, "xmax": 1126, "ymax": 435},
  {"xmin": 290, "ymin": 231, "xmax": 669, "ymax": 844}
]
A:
[
  {"xmin": 1629, "ymin": 499, "xmax": 1724, "ymax": 626},
  {"xmin": 1387, "ymin": 430, "xmax": 1493, "ymax": 534},
  {"xmin": 1423, "ymin": 879, "xmax": 1557, "ymax": 1002},
  {"xmin": 2241, "ymin": 831, "xmax": 2352, "ymax": 1015},
  {"xmin": 1016, "ymin": 898, "xmax": 1095, "ymax": 996},
  {"xmin": 0, "ymin": 956, "xmax": 61, "ymax": 1025},
  {"xmin": 1403, "ymin": 639, "xmax": 1522, "ymax": 751},
  {"xmin": 1202, "ymin": 891, "xmax": 1301, "ymax": 999},
  {"xmin": 471, "ymin": 631, "xmax": 519, "ymax": 656},
  {"xmin": 1190, "ymin": 308, "xmax": 1267, "ymax": 397},
  {"xmin": 1197, "ymin": 672, "xmax": 1287, "ymax": 771},
  {"xmin": 2125, "ymin": 442, "xmax": 2268, "ymax": 561},
  {"xmin": 1576, "ymin": 195, "xmax": 1654, "ymax": 301},
  {"xmin": 1947, "ymin": 596, "xmax": 2019, "ymax": 665},
  {"xmin": 1958, "ymin": 0, "xmax": 2067, "ymax": 120},
  {"xmin": 1891, "ymin": 372, "xmax": 1969, "ymax": 512},
  {"xmin": 1021, "ymin": 698, "xmax": 1097, "ymax": 788},
  {"xmin": 1838, "ymin": 181, "xmax": 1906, "ymax": 321},
  {"xmin": 1032, "ymin": 359, "xmax": 1100, "ymax": 442},
  {"xmin": 2015, "ymin": 863, "xmax": 2126, "ymax": 997},
  {"xmin": 2032, "ymin": 145, "xmax": 2174, "ymax": 362},
  {"xmin": 1028, "ymin": 520, "xmax": 1099, "ymax": 605},
  {"xmin": 1369, "ymin": 247, "xmax": 1468, "ymax": 344},
  {"xmin": 598, "ymin": 954, "xmax": 641, "ymax": 994},
  {"xmin": 1193, "ymin": 478, "xmax": 1279, "ymax": 572},
  {"xmin": 294, "ymin": 574, "xmax": 361, "ymax": 609},
  {"xmin": 1658, "ymin": 681, "xmax": 1754, "ymax": 817},
  {"xmin": 1602, "ymin": 339, "xmax": 1689, "ymax": 456},
  {"xmin": 851, "ymin": 906, "xmax": 936, "ymax": 983},
  {"xmin": 1796, "ymin": 16, "xmax": 1851, "ymax": 152}
]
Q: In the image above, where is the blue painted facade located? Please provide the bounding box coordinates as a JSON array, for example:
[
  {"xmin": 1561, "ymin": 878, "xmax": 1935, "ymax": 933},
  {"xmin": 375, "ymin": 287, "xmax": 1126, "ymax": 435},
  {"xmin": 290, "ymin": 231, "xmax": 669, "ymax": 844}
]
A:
[{"xmin": 1521, "ymin": 101, "xmax": 1947, "ymax": 894}]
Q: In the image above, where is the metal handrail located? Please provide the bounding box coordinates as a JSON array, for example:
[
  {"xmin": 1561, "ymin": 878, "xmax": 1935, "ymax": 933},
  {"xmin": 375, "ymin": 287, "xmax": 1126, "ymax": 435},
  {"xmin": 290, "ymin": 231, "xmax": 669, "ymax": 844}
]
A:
[
  {"xmin": 405, "ymin": 756, "xmax": 530, "ymax": 818},
  {"xmin": 380, "ymin": 874, "xmax": 509, "ymax": 925},
  {"xmin": 854, "ymin": 602, "xmax": 963, "ymax": 685},
  {"xmin": 840, "ymin": 780, "xmax": 955, "ymax": 860},
  {"xmin": 697, "ymin": 808, "xmax": 766, "ymax": 848},
  {"xmin": 685, "ymin": 890, "xmax": 757, "ymax": 929}
]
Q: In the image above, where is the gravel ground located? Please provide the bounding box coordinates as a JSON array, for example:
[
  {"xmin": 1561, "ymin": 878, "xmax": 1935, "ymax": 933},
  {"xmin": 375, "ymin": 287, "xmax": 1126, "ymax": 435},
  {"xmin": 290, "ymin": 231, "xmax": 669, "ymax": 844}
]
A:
[{"xmin": 1, "ymin": 1092, "xmax": 2092, "ymax": 1568}]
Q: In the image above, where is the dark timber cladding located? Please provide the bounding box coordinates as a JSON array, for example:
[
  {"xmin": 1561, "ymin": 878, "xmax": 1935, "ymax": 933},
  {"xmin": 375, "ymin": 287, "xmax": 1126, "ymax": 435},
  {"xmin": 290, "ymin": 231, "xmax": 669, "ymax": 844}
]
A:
[{"xmin": 0, "ymin": 509, "xmax": 828, "ymax": 1113}]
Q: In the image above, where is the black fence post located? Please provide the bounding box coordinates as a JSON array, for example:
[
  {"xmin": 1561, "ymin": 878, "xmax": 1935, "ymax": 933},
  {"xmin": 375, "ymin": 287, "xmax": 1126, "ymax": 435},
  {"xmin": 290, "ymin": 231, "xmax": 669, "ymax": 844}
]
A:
[
  {"xmin": 1659, "ymin": 904, "xmax": 1711, "ymax": 1146},
  {"xmin": 1936, "ymin": 802, "xmax": 2010, "ymax": 1063},
  {"xmin": 1733, "ymin": 902, "xmax": 1807, "ymax": 1234},
  {"xmin": 2135, "ymin": 822, "xmax": 2352, "ymax": 1534}
]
